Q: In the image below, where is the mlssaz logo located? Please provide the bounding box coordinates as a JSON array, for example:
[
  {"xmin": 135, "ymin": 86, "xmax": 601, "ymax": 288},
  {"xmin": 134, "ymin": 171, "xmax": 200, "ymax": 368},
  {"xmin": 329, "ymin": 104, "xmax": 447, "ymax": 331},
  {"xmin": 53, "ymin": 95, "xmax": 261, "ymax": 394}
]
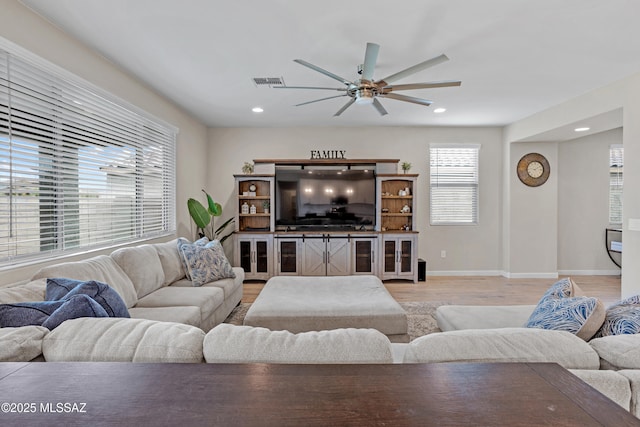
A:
[{"xmin": 310, "ymin": 150, "xmax": 346, "ymax": 159}]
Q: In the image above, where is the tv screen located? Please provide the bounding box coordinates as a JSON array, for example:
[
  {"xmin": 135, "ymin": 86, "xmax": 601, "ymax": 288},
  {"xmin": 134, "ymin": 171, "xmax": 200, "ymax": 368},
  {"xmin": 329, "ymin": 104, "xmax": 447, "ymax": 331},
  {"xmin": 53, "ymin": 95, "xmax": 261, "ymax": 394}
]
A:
[{"xmin": 275, "ymin": 167, "xmax": 376, "ymax": 231}]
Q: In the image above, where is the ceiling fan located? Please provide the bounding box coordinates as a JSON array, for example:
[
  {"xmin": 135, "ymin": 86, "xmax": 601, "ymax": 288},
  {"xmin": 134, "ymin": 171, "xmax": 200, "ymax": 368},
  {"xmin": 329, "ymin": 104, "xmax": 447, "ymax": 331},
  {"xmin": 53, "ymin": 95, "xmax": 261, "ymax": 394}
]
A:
[{"xmin": 275, "ymin": 42, "xmax": 461, "ymax": 117}]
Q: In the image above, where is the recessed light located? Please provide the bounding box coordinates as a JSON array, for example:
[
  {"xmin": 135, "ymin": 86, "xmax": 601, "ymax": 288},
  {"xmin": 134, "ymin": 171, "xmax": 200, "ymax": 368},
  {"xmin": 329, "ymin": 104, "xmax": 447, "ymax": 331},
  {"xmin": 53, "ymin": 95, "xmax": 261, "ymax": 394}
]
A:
[
  {"xmin": 252, "ymin": 107, "xmax": 264, "ymax": 113},
  {"xmin": 433, "ymin": 108, "xmax": 446, "ymax": 113},
  {"xmin": 574, "ymin": 127, "xmax": 590, "ymax": 132}
]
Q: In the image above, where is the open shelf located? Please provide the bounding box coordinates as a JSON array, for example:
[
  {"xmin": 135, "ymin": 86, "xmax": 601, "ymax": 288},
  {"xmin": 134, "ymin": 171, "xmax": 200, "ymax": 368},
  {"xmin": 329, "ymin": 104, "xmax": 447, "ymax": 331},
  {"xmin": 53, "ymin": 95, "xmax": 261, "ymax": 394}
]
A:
[{"xmin": 379, "ymin": 177, "xmax": 415, "ymax": 232}]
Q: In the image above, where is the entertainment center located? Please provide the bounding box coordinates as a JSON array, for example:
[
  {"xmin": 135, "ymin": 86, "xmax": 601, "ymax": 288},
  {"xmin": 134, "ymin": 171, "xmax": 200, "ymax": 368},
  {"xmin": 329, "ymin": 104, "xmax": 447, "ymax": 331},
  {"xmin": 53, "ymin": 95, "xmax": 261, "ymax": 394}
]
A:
[{"xmin": 233, "ymin": 158, "xmax": 419, "ymax": 282}]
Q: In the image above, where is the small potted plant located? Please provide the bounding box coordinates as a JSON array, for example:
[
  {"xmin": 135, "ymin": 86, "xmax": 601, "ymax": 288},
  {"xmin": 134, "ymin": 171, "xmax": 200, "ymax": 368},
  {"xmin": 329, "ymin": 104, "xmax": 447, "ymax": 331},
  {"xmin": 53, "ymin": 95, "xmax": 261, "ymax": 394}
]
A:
[
  {"xmin": 401, "ymin": 162, "xmax": 412, "ymax": 174},
  {"xmin": 242, "ymin": 162, "xmax": 254, "ymax": 174},
  {"xmin": 262, "ymin": 200, "xmax": 270, "ymax": 214}
]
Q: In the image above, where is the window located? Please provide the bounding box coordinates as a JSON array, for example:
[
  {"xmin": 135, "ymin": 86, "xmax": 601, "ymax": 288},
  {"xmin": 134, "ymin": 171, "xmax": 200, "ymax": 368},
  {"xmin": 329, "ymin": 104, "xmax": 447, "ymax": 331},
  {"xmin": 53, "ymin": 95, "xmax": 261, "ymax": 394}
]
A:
[
  {"xmin": 429, "ymin": 144, "xmax": 480, "ymax": 225},
  {"xmin": 0, "ymin": 43, "xmax": 176, "ymax": 266},
  {"xmin": 609, "ymin": 144, "xmax": 623, "ymax": 225}
]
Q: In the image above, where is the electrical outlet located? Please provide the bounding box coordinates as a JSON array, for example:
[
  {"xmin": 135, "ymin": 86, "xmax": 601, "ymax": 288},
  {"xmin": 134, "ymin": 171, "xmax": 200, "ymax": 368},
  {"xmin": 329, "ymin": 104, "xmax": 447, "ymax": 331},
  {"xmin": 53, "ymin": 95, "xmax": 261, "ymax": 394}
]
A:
[{"xmin": 440, "ymin": 250, "xmax": 446, "ymax": 258}]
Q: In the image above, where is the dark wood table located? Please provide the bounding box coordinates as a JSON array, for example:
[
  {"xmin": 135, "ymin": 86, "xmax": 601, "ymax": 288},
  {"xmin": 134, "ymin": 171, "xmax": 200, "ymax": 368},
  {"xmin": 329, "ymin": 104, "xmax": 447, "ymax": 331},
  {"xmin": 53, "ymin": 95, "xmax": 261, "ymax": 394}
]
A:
[{"xmin": 0, "ymin": 362, "xmax": 638, "ymax": 426}]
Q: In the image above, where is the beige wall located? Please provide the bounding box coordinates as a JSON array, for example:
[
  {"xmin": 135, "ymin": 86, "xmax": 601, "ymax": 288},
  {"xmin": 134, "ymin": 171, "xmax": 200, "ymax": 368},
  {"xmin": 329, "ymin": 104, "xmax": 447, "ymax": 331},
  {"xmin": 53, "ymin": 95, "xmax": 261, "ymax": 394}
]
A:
[
  {"xmin": 208, "ymin": 126, "xmax": 504, "ymax": 274},
  {"xmin": 558, "ymin": 128, "xmax": 623, "ymax": 274},
  {"xmin": 508, "ymin": 142, "xmax": 559, "ymax": 277},
  {"xmin": 0, "ymin": 2, "xmax": 209, "ymax": 285},
  {"xmin": 505, "ymin": 71, "xmax": 640, "ymax": 297}
]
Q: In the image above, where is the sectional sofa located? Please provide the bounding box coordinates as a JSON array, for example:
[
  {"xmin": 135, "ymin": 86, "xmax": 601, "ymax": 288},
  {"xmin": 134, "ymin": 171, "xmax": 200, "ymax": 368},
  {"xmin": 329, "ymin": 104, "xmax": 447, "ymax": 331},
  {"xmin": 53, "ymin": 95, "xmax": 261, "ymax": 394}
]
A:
[
  {"xmin": 0, "ymin": 238, "xmax": 244, "ymax": 333},
  {"xmin": 2, "ymin": 254, "xmax": 640, "ymax": 418}
]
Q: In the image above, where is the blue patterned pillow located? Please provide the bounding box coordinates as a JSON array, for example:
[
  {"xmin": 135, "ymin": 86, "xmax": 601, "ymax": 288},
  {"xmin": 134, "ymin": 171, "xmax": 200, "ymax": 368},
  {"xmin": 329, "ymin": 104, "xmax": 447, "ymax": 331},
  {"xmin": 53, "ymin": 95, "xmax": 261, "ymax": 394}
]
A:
[
  {"xmin": 177, "ymin": 237, "xmax": 209, "ymax": 280},
  {"xmin": 526, "ymin": 296, "xmax": 605, "ymax": 341},
  {"xmin": 538, "ymin": 277, "xmax": 583, "ymax": 301},
  {"xmin": 177, "ymin": 238, "xmax": 236, "ymax": 286},
  {"xmin": 594, "ymin": 295, "xmax": 640, "ymax": 337}
]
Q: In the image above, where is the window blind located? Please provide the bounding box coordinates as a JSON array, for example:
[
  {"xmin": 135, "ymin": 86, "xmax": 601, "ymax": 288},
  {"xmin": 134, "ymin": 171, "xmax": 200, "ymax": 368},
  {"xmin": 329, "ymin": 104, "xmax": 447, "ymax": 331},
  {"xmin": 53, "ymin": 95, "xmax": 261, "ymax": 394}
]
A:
[
  {"xmin": 609, "ymin": 144, "xmax": 623, "ymax": 225},
  {"xmin": 0, "ymin": 45, "xmax": 176, "ymax": 266},
  {"xmin": 429, "ymin": 144, "xmax": 480, "ymax": 225}
]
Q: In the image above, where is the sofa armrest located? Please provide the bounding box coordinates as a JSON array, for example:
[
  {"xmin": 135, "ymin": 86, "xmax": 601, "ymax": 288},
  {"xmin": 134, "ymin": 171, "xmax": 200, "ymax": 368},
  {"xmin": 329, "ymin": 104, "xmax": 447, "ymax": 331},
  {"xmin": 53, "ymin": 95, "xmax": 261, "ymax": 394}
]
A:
[
  {"xmin": 42, "ymin": 317, "xmax": 204, "ymax": 363},
  {"xmin": 0, "ymin": 326, "xmax": 49, "ymax": 362},
  {"xmin": 403, "ymin": 328, "xmax": 600, "ymax": 369}
]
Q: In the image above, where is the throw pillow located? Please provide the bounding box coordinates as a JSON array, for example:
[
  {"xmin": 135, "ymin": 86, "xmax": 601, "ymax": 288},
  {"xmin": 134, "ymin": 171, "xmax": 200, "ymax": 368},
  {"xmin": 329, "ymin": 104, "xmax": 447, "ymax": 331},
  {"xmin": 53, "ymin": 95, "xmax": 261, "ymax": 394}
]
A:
[
  {"xmin": 525, "ymin": 296, "xmax": 605, "ymax": 341},
  {"xmin": 177, "ymin": 237, "xmax": 209, "ymax": 280},
  {"xmin": 537, "ymin": 277, "xmax": 584, "ymax": 302},
  {"xmin": 45, "ymin": 278, "xmax": 130, "ymax": 318},
  {"xmin": 177, "ymin": 238, "xmax": 236, "ymax": 286},
  {"xmin": 594, "ymin": 295, "xmax": 640, "ymax": 338}
]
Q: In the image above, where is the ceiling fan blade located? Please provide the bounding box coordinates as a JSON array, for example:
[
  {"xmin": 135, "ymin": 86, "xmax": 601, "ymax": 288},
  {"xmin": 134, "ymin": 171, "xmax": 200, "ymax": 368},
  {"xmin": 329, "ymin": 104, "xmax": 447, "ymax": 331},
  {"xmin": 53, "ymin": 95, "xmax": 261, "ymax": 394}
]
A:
[
  {"xmin": 294, "ymin": 59, "xmax": 353, "ymax": 86},
  {"xmin": 372, "ymin": 98, "xmax": 388, "ymax": 116},
  {"xmin": 274, "ymin": 86, "xmax": 348, "ymax": 91},
  {"xmin": 381, "ymin": 93, "xmax": 433, "ymax": 106},
  {"xmin": 361, "ymin": 42, "xmax": 380, "ymax": 81},
  {"xmin": 295, "ymin": 94, "xmax": 348, "ymax": 107},
  {"xmin": 382, "ymin": 80, "xmax": 461, "ymax": 92},
  {"xmin": 334, "ymin": 98, "xmax": 356, "ymax": 116},
  {"xmin": 377, "ymin": 54, "xmax": 449, "ymax": 85}
]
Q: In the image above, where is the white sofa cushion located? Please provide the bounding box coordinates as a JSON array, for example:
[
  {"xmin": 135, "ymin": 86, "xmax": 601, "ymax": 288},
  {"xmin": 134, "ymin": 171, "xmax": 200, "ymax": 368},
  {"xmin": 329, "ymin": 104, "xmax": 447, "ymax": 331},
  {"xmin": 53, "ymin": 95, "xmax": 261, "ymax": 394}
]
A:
[
  {"xmin": 569, "ymin": 369, "xmax": 631, "ymax": 410},
  {"xmin": 135, "ymin": 287, "xmax": 224, "ymax": 320},
  {"xmin": 0, "ymin": 326, "xmax": 49, "ymax": 361},
  {"xmin": 111, "ymin": 245, "xmax": 165, "ymax": 298},
  {"xmin": 403, "ymin": 328, "xmax": 600, "ymax": 369},
  {"xmin": 170, "ymin": 267, "xmax": 244, "ymax": 299},
  {"xmin": 42, "ymin": 317, "xmax": 204, "ymax": 363},
  {"xmin": 152, "ymin": 239, "xmax": 186, "ymax": 285},
  {"xmin": 203, "ymin": 324, "xmax": 393, "ymax": 364},
  {"xmin": 436, "ymin": 305, "xmax": 536, "ymax": 332},
  {"xmin": 590, "ymin": 334, "xmax": 640, "ymax": 370},
  {"xmin": 128, "ymin": 306, "xmax": 201, "ymax": 327},
  {"xmin": 0, "ymin": 279, "xmax": 46, "ymax": 303},
  {"xmin": 32, "ymin": 255, "xmax": 138, "ymax": 309}
]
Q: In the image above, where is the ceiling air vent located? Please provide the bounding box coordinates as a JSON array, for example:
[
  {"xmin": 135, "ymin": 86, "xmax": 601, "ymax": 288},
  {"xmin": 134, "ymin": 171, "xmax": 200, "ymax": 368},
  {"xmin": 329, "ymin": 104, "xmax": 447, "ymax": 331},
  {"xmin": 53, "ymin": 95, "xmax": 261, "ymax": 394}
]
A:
[{"xmin": 252, "ymin": 77, "xmax": 285, "ymax": 88}]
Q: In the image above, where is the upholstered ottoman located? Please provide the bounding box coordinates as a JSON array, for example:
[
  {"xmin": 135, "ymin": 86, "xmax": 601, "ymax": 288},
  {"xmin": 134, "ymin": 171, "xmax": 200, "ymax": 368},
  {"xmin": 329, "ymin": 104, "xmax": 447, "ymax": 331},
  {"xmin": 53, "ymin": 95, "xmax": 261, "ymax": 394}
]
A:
[{"xmin": 243, "ymin": 275, "xmax": 409, "ymax": 342}]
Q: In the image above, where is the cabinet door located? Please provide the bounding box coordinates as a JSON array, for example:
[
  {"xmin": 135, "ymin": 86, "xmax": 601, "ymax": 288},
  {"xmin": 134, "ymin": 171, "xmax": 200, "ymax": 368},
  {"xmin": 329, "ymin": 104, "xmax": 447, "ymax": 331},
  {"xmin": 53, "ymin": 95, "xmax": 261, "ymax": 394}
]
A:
[
  {"xmin": 255, "ymin": 240, "xmax": 269, "ymax": 274},
  {"xmin": 238, "ymin": 240, "xmax": 253, "ymax": 274},
  {"xmin": 235, "ymin": 234, "xmax": 272, "ymax": 281},
  {"xmin": 326, "ymin": 237, "xmax": 350, "ymax": 276},
  {"xmin": 352, "ymin": 238, "xmax": 376, "ymax": 275},
  {"xmin": 381, "ymin": 235, "xmax": 416, "ymax": 281},
  {"xmin": 276, "ymin": 239, "xmax": 300, "ymax": 275},
  {"xmin": 302, "ymin": 238, "xmax": 326, "ymax": 276},
  {"xmin": 398, "ymin": 238, "xmax": 414, "ymax": 274},
  {"xmin": 383, "ymin": 239, "xmax": 397, "ymax": 275}
]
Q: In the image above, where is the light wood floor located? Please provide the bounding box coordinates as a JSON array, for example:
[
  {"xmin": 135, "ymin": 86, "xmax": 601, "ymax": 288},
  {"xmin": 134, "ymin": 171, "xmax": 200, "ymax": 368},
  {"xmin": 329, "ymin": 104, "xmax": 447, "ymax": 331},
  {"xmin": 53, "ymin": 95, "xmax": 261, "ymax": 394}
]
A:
[{"xmin": 242, "ymin": 275, "xmax": 622, "ymax": 307}]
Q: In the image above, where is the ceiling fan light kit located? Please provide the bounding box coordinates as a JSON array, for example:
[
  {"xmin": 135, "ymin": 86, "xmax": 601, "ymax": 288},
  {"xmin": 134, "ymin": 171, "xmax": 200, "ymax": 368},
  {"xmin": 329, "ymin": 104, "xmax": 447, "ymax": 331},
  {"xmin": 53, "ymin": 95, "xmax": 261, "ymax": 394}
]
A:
[{"xmin": 276, "ymin": 42, "xmax": 461, "ymax": 117}]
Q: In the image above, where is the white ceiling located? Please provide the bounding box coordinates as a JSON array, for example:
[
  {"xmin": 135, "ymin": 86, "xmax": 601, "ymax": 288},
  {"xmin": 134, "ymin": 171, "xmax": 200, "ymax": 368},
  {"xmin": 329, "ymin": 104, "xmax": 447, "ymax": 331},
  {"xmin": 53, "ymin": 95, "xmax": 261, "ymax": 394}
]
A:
[{"xmin": 19, "ymin": 0, "xmax": 640, "ymax": 131}]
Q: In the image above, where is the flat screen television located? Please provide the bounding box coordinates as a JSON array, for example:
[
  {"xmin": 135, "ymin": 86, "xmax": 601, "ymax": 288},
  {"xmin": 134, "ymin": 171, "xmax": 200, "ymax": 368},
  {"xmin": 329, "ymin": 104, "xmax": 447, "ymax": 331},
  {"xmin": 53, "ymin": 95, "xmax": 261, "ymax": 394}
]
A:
[{"xmin": 275, "ymin": 167, "xmax": 376, "ymax": 231}]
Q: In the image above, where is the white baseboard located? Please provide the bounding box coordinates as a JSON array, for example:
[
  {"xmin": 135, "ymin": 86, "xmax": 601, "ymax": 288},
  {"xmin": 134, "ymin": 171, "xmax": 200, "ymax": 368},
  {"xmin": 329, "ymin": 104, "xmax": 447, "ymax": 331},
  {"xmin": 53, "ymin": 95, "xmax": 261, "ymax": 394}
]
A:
[
  {"xmin": 426, "ymin": 270, "xmax": 622, "ymax": 278},
  {"xmin": 558, "ymin": 269, "xmax": 621, "ymax": 276},
  {"xmin": 503, "ymin": 272, "xmax": 559, "ymax": 279},
  {"xmin": 426, "ymin": 270, "xmax": 504, "ymax": 277}
]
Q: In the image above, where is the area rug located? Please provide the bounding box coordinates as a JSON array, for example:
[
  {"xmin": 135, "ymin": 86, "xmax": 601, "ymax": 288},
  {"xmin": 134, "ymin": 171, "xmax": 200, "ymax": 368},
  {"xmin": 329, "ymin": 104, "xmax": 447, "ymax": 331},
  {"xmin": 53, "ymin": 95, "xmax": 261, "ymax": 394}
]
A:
[{"xmin": 223, "ymin": 301, "xmax": 450, "ymax": 341}]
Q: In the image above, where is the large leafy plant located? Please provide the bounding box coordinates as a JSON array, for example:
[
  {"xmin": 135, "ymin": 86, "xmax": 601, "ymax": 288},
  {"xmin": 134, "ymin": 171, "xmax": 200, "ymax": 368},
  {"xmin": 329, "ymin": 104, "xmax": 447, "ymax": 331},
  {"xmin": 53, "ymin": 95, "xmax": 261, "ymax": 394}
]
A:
[{"xmin": 187, "ymin": 189, "xmax": 234, "ymax": 243}]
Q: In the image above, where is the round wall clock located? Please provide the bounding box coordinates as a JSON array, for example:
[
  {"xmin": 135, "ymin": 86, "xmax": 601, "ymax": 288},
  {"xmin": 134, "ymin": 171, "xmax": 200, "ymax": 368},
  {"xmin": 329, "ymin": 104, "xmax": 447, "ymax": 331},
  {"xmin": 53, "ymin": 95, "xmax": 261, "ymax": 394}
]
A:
[
  {"xmin": 249, "ymin": 184, "xmax": 257, "ymax": 192},
  {"xmin": 517, "ymin": 153, "xmax": 550, "ymax": 187}
]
